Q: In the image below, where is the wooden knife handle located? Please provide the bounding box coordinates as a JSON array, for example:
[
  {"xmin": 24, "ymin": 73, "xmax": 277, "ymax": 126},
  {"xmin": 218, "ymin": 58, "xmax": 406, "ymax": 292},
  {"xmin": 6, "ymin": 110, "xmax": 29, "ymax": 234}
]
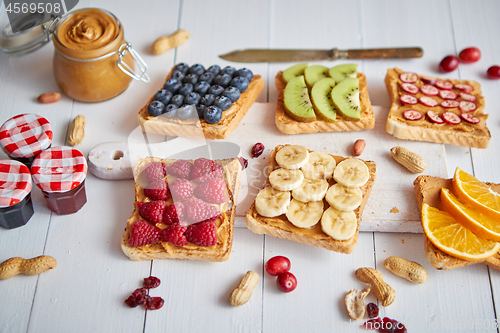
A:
[{"xmin": 344, "ymin": 47, "xmax": 423, "ymax": 59}]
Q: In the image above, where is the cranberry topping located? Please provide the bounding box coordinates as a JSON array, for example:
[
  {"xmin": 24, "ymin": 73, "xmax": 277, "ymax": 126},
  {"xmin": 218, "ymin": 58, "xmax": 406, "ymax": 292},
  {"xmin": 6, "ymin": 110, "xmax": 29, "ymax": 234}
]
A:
[
  {"xmin": 442, "ymin": 111, "xmax": 462, "ymax": 125},
  {"xmin": 454, "ymin": 83, "xmax": 473, "ymax": 93},
  {"xmin": 426, "ymin": 111, "xmax": 444, "ymax": 124},
  {"xmin": 419, "ymin": 96, "xmax": 438, "ymax": 107},
  {"xmin": 399, "ymin": 72, "xmax": 418, "ymax": 83},
  {"xmin": 403, "ymin": 110, "xmax": 422, "ymax": 121},
  {"xmin": 441, "ymin": 100, "xmax": 460, "ymax": 108},
  {"xmin": 420, "ymin": 75, "xmax": 437, "ymax": 85},
  {"xmin": 459, "ymin": 92, "xmax": 476, "ymax": 102},
  {"xmin": 459, "ymin": 101, "xmax": 477, "ymax": 112},
  {"xmin": 461, "ymin": 113, "xmax": 480, "ymax": 124},
  {"xmin": 436, "ymin": 80, "xmax": 454, "ymax": 90},
  {"xmin": 400, "ymin": 83, "xmax": 419, "ymax": 95},
  {"xmin": 439, "ymin": 90, "xmax": 457, "ymax": 100},
  {"xmin": 420, "ymin": 84, "xmax": 439, "ymax": 96},
  {"xmin": 400, "ymin": 94, "xmax": 417, "ymax": 105}
]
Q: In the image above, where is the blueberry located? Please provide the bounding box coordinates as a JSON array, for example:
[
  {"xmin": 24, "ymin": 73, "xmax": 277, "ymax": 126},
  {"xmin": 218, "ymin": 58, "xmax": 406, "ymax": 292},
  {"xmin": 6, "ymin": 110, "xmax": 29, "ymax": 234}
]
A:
[
  {"xmin": 188, "ymin": 64, "xmax": 205, "ymax": 76},
  {"xmin": 230, "ymin": 76, "xmax": 250, "ymax": 92},
  {"xmin": 163, "ymin": 78, "xmax": 182, "ymax": 93},
  {"xmin": 213, "ymin": 73, "xmax": 232, "ymax": 87},
  {"xmin": 170, "ymin": 94, "xmax": 184, "ymax": 107},
  {"xmin": 163, "ymin": 104, "xmax": 178, "ymax": 119},
  {"xmin": 206, "ymin": 65, "xmax": 221, "ymax": 76},
  {"xmin": 213, "ymin": 95, "xmax": 232, "ymax": 111},
  {"xmin": 221, "ymin": 66, "xmax": 236, "ymax": 77},
  {"xmin": 174, "ymin": 63, "xmax": 189, "ymax": 74},
  {"xmin": 178, "ymin": 83, "xmax": 194, "ymax": 96},
  {"xmin": 234, "ymin": 68, "xmax": 253, "ymax": 82},
  {"xmin": 196, "ymin": 104, "xmax": 208, "ymax": 119},
  {"xmin": 199, "ymin": 72, "xmax": 215, "ymax": 84},
  {"xmin": 177, "ymin": 105, "xmax": 196, "ymax": 120},
  {"xmin": 208, "ymin": 85, "xmax": 224, "ymax": 96},
  {"xmin": 154, "ymin": 89, "xmax": 173, "ymax": 105},
  {"xmin": 204, "ymin": 106, "xmax": 223, "ymax": 124},
  {"xmin": 171, "ymin": 70, "xmax": 185, "ymax": 81},
  {"xmin": 222, "ymin": 86, "xmax": 240, "ymax": 103},
  {"xmin": 194, "ymin": 81, "xmax": 211, "ymax": 95},
  {"xmin": 184, "ymin": 92, "xmax": 201, "ymax": 105},
  {"xmin": 200, "ymin": 94, "xmax": 215, "ymax": 106},
  {"xmin": 182, "ymin": 74, "xmax": 198, "ymax": 85},
  {"xmin": 148, "ymin": 100, "xmax": 165, "ymax": 117}
]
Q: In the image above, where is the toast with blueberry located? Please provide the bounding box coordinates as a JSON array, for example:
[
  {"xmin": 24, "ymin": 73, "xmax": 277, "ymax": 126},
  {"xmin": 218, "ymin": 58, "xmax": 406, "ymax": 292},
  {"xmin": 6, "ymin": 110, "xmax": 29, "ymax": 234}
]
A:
[
  {"xmin": 385, "ymin": 67, "xmax": 490, "ymax": 148},
  {"xmin": 121, "ymin": 156, "xmax": 242, "ymax": 262},
  {"xmin": 138, "ymin": 63, "xmax": 264, "ymax": 140}
]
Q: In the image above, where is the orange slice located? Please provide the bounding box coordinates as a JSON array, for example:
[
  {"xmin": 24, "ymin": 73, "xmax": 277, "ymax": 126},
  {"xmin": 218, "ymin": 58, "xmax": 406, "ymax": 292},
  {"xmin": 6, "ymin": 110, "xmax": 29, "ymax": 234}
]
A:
[
  {"xmin": 453, "ymin": 167, "xmax": 500, "ymax": 220},
  {"xmin": 441, "ymin": 188, "xmax": 500, "ymax": 241},
  {"xmin": 421, "ymin": 203, "xmax": 500, "ymax": 261}
]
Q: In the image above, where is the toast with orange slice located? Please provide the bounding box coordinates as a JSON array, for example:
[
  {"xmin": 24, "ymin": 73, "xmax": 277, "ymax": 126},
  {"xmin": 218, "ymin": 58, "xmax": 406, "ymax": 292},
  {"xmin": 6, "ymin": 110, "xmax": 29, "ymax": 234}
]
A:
[{"xmin": 413, "ymin": 169, "xmax": 500, "ymax": 270}]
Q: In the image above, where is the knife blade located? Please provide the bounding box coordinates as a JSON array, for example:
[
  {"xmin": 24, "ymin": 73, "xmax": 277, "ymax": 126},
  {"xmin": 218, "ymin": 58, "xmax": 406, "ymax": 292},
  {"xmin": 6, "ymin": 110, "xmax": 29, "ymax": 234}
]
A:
[{"xmin": 219, "ymin": 47, "xmax": 423, "ymax": 63}]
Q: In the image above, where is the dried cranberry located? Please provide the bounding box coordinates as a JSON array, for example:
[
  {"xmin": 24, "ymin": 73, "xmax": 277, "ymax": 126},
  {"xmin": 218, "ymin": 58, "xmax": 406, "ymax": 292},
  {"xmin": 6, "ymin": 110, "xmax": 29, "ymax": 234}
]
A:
[
  {"xmin": 366, "ymin": 302, "xmax": 379, "ymax": 318},
  {"xmin": 380, "ymin": 317, "xmax": 405, "ymax": 333},
  {"xmin": 362, "ymin": 317, "xmax": 382, "ymax": 330},
  {"xmin": 237, "ymin": 156, "xmax": 248, "ymax": 169},
  {"xmin": 124, "ymin": 295, "xmax": 139, "ymax": 308},
  {"xmin": 125, "ymin": 288, "xmax": 148, "ymax": 307},
  {"xmin": 251, "ymin": 143, "xmax": 264, "ymax": 158},
  {"xmin": 143, "ymin": 276, "xmax": 161, "ymax": 289},
  {"xmin": 145, "ymin": 296, "xmax": 164, "ymax": 310}
]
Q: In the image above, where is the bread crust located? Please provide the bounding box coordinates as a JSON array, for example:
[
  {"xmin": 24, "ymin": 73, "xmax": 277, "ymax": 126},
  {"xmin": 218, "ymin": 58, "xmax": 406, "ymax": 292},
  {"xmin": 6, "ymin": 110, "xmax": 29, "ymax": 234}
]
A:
[
  {"xmin": 245, "ymin": 145, "xmax": 376, "ymax": 254},
  {"xmin": 138, "ymin": 70, "xmax": 264, "ymax": 140},
  {"xmin": 385, "ymin": 68, "xmax": 491, "ymax": 148},
  {"xmin": 121, "ymin": 157, "xmax": 241, "ymax": 262},
  {"xmin": 413, "ymin": 175, "xmax": 500, "ymax": 271},
  {"xmin": 274, "ymin": 72, "xmax": 375, "ymax": 134}
]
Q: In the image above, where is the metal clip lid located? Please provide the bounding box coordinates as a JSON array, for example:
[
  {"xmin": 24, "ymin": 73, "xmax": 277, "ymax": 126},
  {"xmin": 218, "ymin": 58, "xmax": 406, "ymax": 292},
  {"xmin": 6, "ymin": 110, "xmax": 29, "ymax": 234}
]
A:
[{"xmin": 116, "ymin": 43, "xmax": 150, "ymax": 83}]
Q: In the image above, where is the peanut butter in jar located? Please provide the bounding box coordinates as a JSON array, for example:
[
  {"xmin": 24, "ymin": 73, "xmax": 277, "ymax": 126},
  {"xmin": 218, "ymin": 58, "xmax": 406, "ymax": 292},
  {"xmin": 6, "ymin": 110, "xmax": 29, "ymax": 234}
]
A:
[{"xmin": 52, "ymin": 8, "xmax": 136, "ymax": 102}]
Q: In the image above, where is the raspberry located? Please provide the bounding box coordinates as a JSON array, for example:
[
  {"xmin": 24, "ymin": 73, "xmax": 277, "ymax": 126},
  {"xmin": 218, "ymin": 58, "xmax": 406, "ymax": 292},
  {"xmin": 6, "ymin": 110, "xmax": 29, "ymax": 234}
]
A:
[
  {"xmin": 144, "ymin": 162, "xmax": 167, "ymax": 182},
  {"xmin": 185, "ymin": 220, "xmax": 217, "ymax": 246},
  {"xmin": 138, "ymin": 201, "xmax": 166, "ymax": 224},
  {"xmin": 128, "ymin": 221, "xmax": 161, "ymax": 247},
  {"xmin": 143, "ymin": 276, "xmax": 161, "ymax": 289},
  {"xmin": 125, "ymin": 287, "xmax": 148, "ymax": 307},
  {"xmin": 190, "ymin": 158, "xmax": 224, "ymax": 183},
  {"xmin": 144, "ymin": 180, "xmax": 170, "ymax": 201},
  {"xmin": 168, "ymin": 160, "xmax": 193, "ymax": 179},
  {"xmin": 184, "ymin": 198, "xmax": 221, "ymax": 223},
  {"xmin": 163, "ymin": 201, "xmax": 185, "ymax": 224},
  {"xmin": 169, "ymin": 178, "xmax": 194, "ymax": 201},
  {"xmin": 194, "ymin": 178, "xmax": 226, "ymax": 204},
  {"xmin": 161, "ymin": 223, "xmax": 187, "ymax": 246}
]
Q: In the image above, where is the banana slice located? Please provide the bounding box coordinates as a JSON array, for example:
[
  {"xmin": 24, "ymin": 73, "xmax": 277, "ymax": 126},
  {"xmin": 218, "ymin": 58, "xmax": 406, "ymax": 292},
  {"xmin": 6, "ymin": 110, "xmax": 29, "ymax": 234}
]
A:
[
  {"xmin": 333, "ymin": 158, "xmax": 370, "ymax": 188},
  {"xmin": 275, "ymin": 145, "xmax": 309, "ymax": 169},
  {"xmin": 255, "ymin": 186, "xmax": 291, "ymax": 218},
  {"xmin": 325, "ymin": 183, "xmax": 363, "ymax": 212},
  {"xmin": 301, "ymin": 151, "xmax": 337, "ymax": 180},
  {"xmin": 269, "ymin": 168, "xmax": 304, "ymax": 191},
  {"xmin": 321, "ymin": 207, "xmax": 357, "ymax": 241},
  {"xmin": 286, "ymin": 199, "xmax": 324, "ymax": 228},
  {"xmin": 291, "ymin": 178, "xmax": 328, "ymax": 202}
]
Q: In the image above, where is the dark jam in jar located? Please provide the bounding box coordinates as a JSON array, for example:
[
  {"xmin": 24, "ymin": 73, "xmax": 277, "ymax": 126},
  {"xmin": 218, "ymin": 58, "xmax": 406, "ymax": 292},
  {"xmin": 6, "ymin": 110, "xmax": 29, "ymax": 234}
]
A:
[
  {"xmin": 31, "ymin": 146, "xmax": 88, "ymax": 215},
  {"xmin": 0, "ymin": 160, "xmax": 34, "ymax": 229},
  {"xmin": 0, "ymin": 113, "xmax": 53, "ymax": 169}
]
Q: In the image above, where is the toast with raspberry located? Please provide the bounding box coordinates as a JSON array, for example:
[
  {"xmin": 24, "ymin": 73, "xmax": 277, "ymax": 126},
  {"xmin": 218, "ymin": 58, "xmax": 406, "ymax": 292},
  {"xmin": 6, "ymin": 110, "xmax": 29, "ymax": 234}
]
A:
[{"xmin": 121, "ymin": 156, "xmax": 242, "ymax": 262}]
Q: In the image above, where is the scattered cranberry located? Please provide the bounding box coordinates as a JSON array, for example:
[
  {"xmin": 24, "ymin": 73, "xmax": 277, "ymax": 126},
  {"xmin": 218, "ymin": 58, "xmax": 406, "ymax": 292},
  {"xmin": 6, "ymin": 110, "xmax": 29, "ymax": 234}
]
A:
[
  {"xmin": 362, "ymin": 317, "xmax": 382, "ymax": 330},
  {"xmin": 439, "ymin": 55, "xmax": 460, "ymax": 73},
  {"xmin": 143, "ymin": 276, "xmax": 161, "ymax": 289},
  {"xmin": 251, "ymin": 143, "xmax": 265, "ymax": 158},
  {"xmin": 145, "ymin": 296, "xmax": 165, "ymax": 310},
  {"xmin": 125, "ymin": 288, "xmax": 148, "ymax": 307},
  {"xmin": 276, "ymin": 272, "xmax": 297, "ymax": 293},
  {"xmin": 487, "ymin": 65, "xmax": 500, "ymax": 80},
  {"xmin": 458, "ymin": 47, "xmax": 481, "ymax": 63},
  {"xmin": 237, "ymin": 156, "xmax": 248, "ymax": 169},
  {"xmin": 362, "ymin": 316, "xmax": 406, "ymax": 333},
  {"xmin": 265, "ymin": 256, "xmax": 291, "ymax": 276},
  {"xmin": 366, "ymin": 302, "xmax": 379, "ymax": 318}
]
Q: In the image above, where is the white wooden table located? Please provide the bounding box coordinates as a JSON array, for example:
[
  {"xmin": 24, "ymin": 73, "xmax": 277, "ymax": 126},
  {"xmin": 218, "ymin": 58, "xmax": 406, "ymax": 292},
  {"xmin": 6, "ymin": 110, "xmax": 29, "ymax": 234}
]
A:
[{"xmin": 1, "ymin": 1, "xmax": 500, "ymax": 332}]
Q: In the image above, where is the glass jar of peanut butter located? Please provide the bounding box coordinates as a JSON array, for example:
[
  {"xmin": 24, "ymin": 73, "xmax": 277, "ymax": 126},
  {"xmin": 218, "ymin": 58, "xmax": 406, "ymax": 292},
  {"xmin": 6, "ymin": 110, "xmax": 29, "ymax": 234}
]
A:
[{"xmin": 52, "ymin": 8, "xmax": 149, "ymax": 102}]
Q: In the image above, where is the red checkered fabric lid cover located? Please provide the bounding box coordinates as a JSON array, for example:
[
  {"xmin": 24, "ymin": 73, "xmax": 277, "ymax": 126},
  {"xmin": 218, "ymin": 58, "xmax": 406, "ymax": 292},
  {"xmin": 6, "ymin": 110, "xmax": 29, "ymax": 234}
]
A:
[
  {"xmin": 0, "ymin": 160, "xmax": 32, "ymax": 207},
  {"xmin": 0, "ymin": 113, "xmax": 53, "ymax": 158},
  {"xmin": 31, "ymin": 146, "xmax": 87, "ymax": 193}
]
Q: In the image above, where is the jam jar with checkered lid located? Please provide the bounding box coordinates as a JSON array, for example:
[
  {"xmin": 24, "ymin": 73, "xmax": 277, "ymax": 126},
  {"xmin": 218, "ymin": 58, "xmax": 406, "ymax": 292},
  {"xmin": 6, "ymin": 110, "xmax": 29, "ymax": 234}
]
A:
[
  {"xmin": 0, "ymin": 113, "xmax": 53, "ymax": 169},
  {"xmin": 0, "ymin": 160, "xmax": 34, "ymax": 229},
  {"xmin": 31, "ymin": 146, "xmax": 87, "ymax": 215}
]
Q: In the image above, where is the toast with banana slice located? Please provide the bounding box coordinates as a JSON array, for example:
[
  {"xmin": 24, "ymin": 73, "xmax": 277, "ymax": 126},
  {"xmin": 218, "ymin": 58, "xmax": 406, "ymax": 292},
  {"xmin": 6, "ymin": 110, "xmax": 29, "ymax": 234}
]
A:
[{"xmin": 245, "ymin": 144, "xmax": 376, "ymax": 254}]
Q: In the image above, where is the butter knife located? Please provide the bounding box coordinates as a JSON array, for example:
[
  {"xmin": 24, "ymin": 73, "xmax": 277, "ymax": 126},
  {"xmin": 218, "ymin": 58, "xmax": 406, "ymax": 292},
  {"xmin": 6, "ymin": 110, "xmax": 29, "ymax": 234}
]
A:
[{"xmin": 219, "ymin": 47, "xmax": 423, "ymax": 63}]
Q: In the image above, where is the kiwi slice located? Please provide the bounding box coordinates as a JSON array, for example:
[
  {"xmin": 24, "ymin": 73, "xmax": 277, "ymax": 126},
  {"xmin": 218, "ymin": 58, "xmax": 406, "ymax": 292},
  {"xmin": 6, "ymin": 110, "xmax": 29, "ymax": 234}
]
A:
[
  {"xmin": 304, "ymin": 65, "xmax": 329, "ymax": 89},
  {"xmin": 311, "ymin": 78, "xmax": 337, "ymax": 122},
  {"xmin": 329, "ymin": 64, "xmax": 358, "ymax": 83},
  {"xmin": 331, "ymin": 77, "xmax": 360, "ymax": 121},
  {"xmin": 284, "ymin": 76, "xmax": 316, "ymax": 122},
  {"xmin": 283, "ymin": 63, "xmax": 309, "ymax": 83}
]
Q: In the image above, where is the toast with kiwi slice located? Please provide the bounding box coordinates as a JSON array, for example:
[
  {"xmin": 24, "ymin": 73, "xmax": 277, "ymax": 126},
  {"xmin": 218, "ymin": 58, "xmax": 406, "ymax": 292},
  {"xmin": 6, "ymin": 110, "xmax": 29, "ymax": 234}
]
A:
[{"xmin": 275, "ymin": 63, "xmax": 375, "ymax": 135}]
